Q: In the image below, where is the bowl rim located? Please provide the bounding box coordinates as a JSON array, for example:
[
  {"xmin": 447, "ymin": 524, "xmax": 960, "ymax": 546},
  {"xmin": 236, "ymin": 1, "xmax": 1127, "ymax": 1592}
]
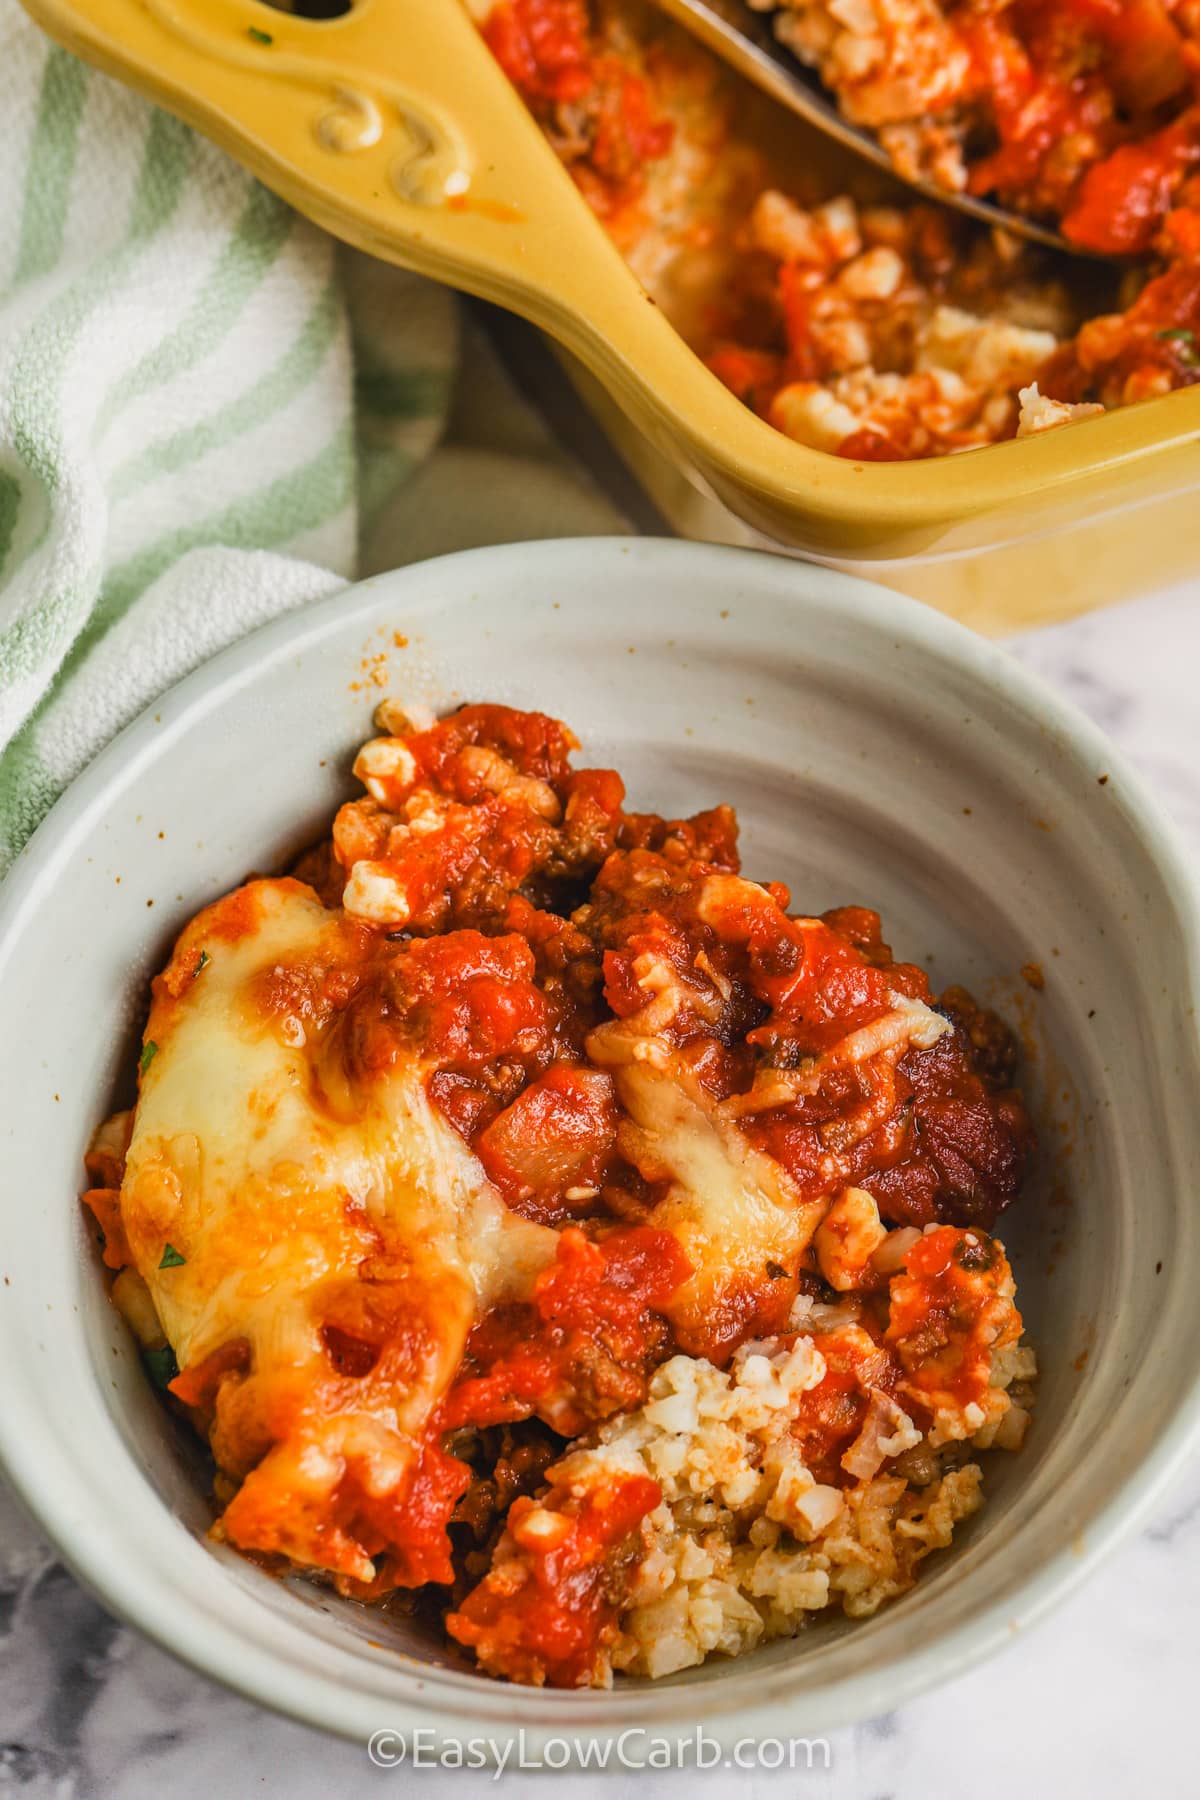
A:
[{"xmin": 2, "ymin": 535, "xmax": 1200, "ymax": 1750}]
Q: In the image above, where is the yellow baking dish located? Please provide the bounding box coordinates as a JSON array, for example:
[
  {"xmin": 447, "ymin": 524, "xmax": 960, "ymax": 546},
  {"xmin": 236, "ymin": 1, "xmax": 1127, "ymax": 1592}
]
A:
[{"xmin": 21, "ymin": 0, "xmax": 1200, "ymax": 630}]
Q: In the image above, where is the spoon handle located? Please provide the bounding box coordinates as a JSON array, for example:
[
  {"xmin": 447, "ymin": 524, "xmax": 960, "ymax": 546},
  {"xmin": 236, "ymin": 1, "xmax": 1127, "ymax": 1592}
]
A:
[{"xmin": 650, "ymin": 0, "xmax": 1086, "ymax": 255}]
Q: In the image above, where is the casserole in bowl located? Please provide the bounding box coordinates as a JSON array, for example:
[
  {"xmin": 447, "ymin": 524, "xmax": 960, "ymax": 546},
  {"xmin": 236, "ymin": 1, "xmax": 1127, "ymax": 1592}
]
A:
[
  {"xmin": 19, "ymin": 0, "xmax": 1200, "ymax": 630},
  {"xmin": 1, "ymin": 539, "xmax": 1199, "ymax": 1742}
]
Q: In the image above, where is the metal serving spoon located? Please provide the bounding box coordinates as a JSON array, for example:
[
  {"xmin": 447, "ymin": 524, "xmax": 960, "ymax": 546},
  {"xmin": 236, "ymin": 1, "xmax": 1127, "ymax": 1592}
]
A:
[{"xmin": 651, "ymin": 0, "xmax": 1085, "ymax": 254}]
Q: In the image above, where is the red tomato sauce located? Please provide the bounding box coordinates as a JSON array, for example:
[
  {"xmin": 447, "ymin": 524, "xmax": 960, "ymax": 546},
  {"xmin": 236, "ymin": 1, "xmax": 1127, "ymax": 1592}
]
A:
[
  {"xmin": 885, "ymin": 1224, "xmax": 1019, "ymax": 1417},
  {"xmin": 316, "ymin": 1228, "xmax": 690, "ymax": 1602},
  {"xmin": 474, "ymin": 0, "xmax": 1200, "ymax": 449},
  {"xmin": 1040, "ymin": 251, "xmax": 1200, "ymax": 405},
  {"xmin": 81, "ymin": 1188, "xmax": 131, "ymax": 1272},
  {"xmin": 482, "ymin": 0, "xmax": 675, "ymax": 218},
  {"xmin": 290, "ymin": 702, "xmax": 1032, "ymax": 1647},
  {"xmin": 446, "ymin": 1467, "xmax": 661, "ymax": 1687},
  {"xmin": 169, "ymin": 1338, "xmax": 252, "ymax": 1412},
  {"xmin": 787, "ymin": 1324, "xmax": 897, "ymax": 1485},
  {"xmin": 97, "ymin": 703, "xmax": 1038, "ymax": 1687},
  {"xmin": 444, "ymin": 1225, "xmax": 693, "ymax": 1436},
  {"xmin": 953, "ymin": 0, "xmax": 1200, "ymax": 245},
  {"xmin": 483, "ymin": 0, "xmax": 595, "ymax": 108}
]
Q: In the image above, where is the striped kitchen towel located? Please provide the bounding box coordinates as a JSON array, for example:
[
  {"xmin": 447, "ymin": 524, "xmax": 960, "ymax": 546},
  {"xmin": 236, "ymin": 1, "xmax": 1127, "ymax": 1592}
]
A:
[{"xmin": 0, "ymin": 1, "xmax": 624, "ymax": 871}]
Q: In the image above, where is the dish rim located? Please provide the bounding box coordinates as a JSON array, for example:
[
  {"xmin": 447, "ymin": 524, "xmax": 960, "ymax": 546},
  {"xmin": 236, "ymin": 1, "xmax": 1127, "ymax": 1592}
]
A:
[{"xmin": 1, "ymin": 536, "xmax": 1199, "ymax": 1747}]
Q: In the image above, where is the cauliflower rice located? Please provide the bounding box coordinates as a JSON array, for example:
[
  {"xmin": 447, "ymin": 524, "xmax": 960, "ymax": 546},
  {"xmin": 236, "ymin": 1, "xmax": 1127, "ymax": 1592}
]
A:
[{"xmin": 451, "ymin": 1230, "xmax": 1038, "ymax": 1687}]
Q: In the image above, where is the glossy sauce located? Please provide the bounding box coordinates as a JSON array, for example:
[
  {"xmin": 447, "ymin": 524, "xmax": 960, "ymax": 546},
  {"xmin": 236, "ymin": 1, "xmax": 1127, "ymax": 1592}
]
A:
[{"xmin": 94, "ymin": 704, "xmax": 1036, "ymax": 1683}]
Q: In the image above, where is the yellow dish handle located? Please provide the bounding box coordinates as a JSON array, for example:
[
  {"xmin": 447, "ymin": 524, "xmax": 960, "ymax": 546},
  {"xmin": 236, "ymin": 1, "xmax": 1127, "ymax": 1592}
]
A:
[{"xmin": 20, "ymin": 0, "xmax": 729, "ymax": 479}]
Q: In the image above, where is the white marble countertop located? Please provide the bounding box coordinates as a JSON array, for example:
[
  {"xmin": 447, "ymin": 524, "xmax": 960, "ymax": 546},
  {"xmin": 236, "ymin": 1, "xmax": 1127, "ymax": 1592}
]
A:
[{"xmin": 3, "ymin": 570, "xmax": 1198, "ymax": 1797}]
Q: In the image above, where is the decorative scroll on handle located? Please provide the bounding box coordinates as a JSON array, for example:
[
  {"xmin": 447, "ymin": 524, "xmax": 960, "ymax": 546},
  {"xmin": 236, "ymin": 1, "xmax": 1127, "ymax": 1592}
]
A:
[
  {"xmin": 314, "ymin": 83, "xmax": 382, "ymax": 153},
  {"xmin": 144, "ymin": 0, "xmax": 471, "ymax": 206}
]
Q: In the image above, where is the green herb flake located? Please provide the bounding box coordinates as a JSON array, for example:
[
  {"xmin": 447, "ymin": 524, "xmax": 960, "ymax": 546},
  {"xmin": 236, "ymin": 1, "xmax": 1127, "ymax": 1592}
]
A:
[
  {"xmin": 142, "ymin": 1344, "xmax": 179, "ymax": 1391},
  {"xmin": 159, "ymin": 1243, "xmax": 186, "ymax": 1270},
  {"xmin": 139, "ymin": 1040, "xmax": 158, "ymax": 1076},
  {"xmin": 247, "ymin": 25, "xmax": 273, "ymax": 44},
  {"xmin": 194, "ymin": 949, "xmax": 210, "ymax": 977},
  {"xmin": 1157, "ymin": 326, "xmax": 1199, "ymax": 364}
]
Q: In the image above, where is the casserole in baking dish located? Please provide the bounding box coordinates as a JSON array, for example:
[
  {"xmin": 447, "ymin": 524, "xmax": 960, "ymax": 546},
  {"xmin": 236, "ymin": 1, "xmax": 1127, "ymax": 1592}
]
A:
[{"xmin": 21, "ymin": 0, "xmax": 1200, "ymax": 625}]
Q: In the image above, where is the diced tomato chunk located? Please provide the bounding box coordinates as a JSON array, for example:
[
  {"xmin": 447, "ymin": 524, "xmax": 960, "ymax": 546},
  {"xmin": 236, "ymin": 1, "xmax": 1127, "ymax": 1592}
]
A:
[
  {"xmin": 81, "ymin": 1188, "xmax": 131, "ymax": 1271},
  {"xmin": 475, "ymin": 1064, "xmax": 617, "ymax": 1218}
]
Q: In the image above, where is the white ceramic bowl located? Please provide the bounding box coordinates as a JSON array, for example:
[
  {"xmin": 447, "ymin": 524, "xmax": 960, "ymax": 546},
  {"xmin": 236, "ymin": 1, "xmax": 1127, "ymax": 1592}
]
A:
[{"xmin": 1, "ymin": 538, "xmax": 1199, "ymax": 1750}]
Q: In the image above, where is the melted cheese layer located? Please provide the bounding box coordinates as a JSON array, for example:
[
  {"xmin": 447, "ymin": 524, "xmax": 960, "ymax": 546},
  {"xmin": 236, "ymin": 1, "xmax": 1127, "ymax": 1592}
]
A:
[{"xmin": 121, "ymin": 880, "xmax": 555, "ymax": 1581}]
